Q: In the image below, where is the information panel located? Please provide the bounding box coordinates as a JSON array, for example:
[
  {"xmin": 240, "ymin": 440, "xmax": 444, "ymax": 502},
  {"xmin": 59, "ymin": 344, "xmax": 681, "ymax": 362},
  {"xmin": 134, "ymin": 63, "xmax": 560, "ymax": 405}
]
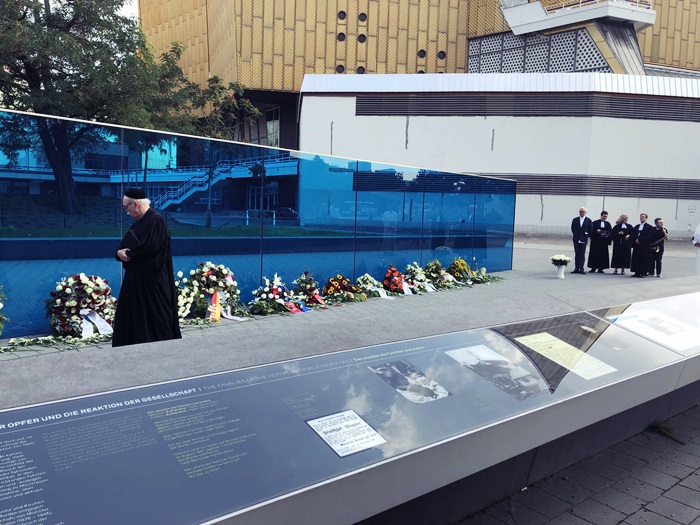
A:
[{"xmin": 0, "ymin": 312, "xmax": 683, "ymax": 525}]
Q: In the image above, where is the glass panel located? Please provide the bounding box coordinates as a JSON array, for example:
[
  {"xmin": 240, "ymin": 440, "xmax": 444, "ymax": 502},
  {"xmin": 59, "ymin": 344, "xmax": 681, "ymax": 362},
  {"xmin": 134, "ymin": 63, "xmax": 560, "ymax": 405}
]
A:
[
  {"xmin": 0, "ymin": 312, "xmax": 682, "ymax": 523},
  {"xmin": 354, "ymin": 161, "xmax": 423, "ymax": 279},
  {"xmin": 267, "ymin": 152, "xmax": 355, "ymax": 287},
  {"xmin": 0, "ymin": 108, "xmax": 516, "ymax": 337},
  {"xmin": 420, "ymin": 170, "xmax": 476, "ymax": 270},
  {"xmin": 473, "ymin": 176, "xmax": 516, "ymax": 272},
  {"xmin": 588, "ymin": 292, "xmax": 700, "ymax": 356}
]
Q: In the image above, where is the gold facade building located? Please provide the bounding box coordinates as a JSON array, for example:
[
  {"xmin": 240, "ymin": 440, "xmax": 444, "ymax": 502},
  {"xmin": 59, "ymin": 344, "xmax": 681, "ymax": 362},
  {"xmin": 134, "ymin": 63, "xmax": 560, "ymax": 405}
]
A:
[{"xmin": 139, "ymin": 0, "xmax": 700, "ymax": 146}]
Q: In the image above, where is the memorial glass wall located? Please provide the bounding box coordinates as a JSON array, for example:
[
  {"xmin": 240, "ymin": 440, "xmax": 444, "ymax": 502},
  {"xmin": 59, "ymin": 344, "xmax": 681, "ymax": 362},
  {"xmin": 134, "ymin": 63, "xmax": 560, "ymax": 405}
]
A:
[{"xmin": 0, "ymin": 109, "xmax": 515, "ymax": 337}]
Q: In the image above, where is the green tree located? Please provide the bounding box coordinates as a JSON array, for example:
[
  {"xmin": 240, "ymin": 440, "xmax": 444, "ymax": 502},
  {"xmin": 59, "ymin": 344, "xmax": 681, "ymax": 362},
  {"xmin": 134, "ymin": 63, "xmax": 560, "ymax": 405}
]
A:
[
  {"xmin": 0, "ymin": 1, "xmax": 261, "ymax": 215},
  {"xmin": 0, "ymin": 1, "xmax": 164, "ymax": 213}
]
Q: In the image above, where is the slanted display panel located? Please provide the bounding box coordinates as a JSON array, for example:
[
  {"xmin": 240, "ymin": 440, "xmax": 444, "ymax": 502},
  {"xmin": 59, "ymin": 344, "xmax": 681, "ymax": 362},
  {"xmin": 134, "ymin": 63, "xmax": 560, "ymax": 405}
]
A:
[{"xmin": 0, "ymin": 312, "xmax": 685, "ymax": 525}]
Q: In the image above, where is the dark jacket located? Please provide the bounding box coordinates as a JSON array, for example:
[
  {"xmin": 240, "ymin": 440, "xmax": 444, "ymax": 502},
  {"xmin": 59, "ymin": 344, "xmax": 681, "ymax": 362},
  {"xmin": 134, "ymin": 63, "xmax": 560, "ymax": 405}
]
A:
[{"xmin": 571, "ymin": 216, "xmax": 592, "ymax": 243}]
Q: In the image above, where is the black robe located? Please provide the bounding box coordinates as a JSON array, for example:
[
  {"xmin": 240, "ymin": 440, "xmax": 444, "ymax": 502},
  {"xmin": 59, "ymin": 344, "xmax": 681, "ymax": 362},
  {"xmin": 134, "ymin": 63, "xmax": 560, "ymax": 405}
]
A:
[
  {"xmin": 113, "ymin": 208, "xmax": 182, "ymax": 347},
  {"xmin": 630, "ymin": 222, "xmax": 653, "ymax": 275},
  {"xmin": 610, "ymin": 223, "xmax": 632, "ymax": 268},
  {"xmin": 587, "ymin": 219, "xmax": 612, "ymax": 270}
]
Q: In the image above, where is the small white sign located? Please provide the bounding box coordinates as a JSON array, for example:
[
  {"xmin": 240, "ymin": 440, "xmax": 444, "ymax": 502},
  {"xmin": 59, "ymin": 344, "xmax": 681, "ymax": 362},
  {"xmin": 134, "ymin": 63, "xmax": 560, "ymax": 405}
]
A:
[{"xmin": 307, "ymin": 410, "xmax": 386, "ymax": 457}]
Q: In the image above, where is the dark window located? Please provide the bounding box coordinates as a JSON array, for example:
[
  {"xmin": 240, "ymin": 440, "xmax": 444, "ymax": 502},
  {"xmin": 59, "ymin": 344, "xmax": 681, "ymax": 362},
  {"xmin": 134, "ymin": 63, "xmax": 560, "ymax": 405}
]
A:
[
  {"xmin": 357, "ymin": 66, "xmax": 366, "ymax": 74},
  {"xmin": 338, "ymin": 11, "xmax": 346, "ymax": 19},
  {"xmin": 336, "ymin": 65, "xmax": 345, "ymax": 73},
  {"xmin": 358, "ymin": 34, "xmax": 367, "ymax": 43},
  {"xmin": 417, "ymin": 70, "xmax": 425, "ymax": 74},
  {"xmin": 359, "ymin": 13, "xmax": 367, "ymax": 22},
  {"xmin": 418, "ymin": 49, "xmax": 426, "ymax": 58},
  {"xmin": 337, "ymin": 33, "xmax": 346, "ymax": 41},
  {"xmin": 438, "ymin": 51, "xmax": 446, "ymax": 59}
]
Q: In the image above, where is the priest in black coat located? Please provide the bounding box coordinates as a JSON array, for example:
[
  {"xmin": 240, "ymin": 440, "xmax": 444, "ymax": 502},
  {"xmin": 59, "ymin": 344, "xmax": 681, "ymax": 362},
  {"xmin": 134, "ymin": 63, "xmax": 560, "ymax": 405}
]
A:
[
  {"xmin": 112, "ymin": 188, "xmax": 182, "ymax": 347},
  {"xmin": 587, "ymin": 211, "xmax": 612, "ymax": 273},
  {"xmin": 630, "ymin": 213, "xmax": 654, "ymax": 278}
]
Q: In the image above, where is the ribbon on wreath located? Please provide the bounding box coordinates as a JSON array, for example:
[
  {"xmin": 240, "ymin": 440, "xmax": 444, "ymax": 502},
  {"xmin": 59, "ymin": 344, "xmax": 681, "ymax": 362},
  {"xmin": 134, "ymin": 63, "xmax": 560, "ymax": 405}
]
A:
[
  {"xmin": 207, "ymin": 291, "xmax": 241, "ymax": 321},
  {"xmin": 79, "ymin": 309, "xmax": 114, "ymax": 338}
]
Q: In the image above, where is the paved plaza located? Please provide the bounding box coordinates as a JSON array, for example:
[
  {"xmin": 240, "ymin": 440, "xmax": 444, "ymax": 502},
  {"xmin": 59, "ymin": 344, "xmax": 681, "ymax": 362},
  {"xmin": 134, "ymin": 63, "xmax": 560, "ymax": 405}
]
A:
[{"xmin": 1, "ymin": 235, "xmax": 699, "ymax": 524}]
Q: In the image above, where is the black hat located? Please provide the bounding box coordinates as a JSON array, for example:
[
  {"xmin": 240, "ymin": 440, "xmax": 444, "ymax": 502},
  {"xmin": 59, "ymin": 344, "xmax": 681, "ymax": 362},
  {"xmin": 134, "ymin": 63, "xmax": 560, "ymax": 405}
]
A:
[{"xmin": 124, "ymin": 188, "xmax": 146, "ymax": 199}]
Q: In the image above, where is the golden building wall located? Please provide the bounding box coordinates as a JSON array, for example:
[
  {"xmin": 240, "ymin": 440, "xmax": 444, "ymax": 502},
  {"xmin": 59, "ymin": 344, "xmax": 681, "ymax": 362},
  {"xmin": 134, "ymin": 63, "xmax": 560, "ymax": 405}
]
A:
[
  {"xmin": 638, "ymin": 0, "xmax": 700, "ymax": 70},
  {"xmin": 467, "ymin": 0, "xmax": 509, "ymax": 38},
  {"xmin": 139, "ymin": 0, "xmax": 211, "ymax": 87},
  {"xmin": 140, "ymin": 0, "xmax": 472, "ymax": 92}
]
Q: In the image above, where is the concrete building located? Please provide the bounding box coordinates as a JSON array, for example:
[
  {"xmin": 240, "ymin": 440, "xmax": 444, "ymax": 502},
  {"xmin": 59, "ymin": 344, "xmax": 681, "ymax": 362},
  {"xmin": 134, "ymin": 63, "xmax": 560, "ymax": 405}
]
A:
[{"xmin": 138, "ymin": 0, "xmax": 700, "ymax": 235}]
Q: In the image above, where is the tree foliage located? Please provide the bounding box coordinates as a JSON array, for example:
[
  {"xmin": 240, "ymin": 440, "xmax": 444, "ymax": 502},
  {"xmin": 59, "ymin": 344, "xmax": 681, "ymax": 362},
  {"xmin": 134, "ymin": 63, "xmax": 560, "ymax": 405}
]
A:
[{"xmin": 0, "ymin": 1, "xmax": 260, "ymax": 214}]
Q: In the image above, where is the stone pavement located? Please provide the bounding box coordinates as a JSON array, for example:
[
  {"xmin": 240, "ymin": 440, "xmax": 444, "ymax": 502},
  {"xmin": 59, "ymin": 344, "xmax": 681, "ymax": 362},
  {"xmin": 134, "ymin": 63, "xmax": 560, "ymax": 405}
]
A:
[{"xmin": 1, "ymin": 235, "xmax": 700, "ymax": 524}]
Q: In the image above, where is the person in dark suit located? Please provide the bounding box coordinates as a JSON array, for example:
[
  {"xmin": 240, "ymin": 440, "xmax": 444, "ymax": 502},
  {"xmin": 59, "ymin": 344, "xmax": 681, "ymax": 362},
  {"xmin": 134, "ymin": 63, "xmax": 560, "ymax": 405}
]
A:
[
  {"xmin": 571, "ymin": 207, "xmax": 592, "ymax": 274},
  {"xmin": 630, "ymin": 213, "xmax": 654, "ymax": 278},
  {"xmin": 649, "ymin": 217, "xmax": 669, "ymax": 277},
  {"xmin": 587, "ymin": 211, "xmax": 612, "ymax": 273}
]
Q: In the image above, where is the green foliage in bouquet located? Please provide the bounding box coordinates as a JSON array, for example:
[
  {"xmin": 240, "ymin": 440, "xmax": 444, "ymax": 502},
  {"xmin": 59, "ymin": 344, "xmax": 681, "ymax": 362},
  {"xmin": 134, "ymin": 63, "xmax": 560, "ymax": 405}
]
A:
[
  {"xmin": 249, "ymin": 274, "xmax": 293, "ymax": 315},
  {"xmin": 292, "ymin": 271, "xmax": 324, "ymax": 306},
  {"xmin": 424, "ymin": 260, "xmax": 457, "ymax": 289},
  {"xmin": 448, "ymin": 257, "xmax": 472, "ymax": 282},
  {"xmin": 404, "ymin": 262, "xmax": 431, "ymax": 292},
  {"xmin": 355, "ymin": 273, "xmax": 384, "ymax": 297}
]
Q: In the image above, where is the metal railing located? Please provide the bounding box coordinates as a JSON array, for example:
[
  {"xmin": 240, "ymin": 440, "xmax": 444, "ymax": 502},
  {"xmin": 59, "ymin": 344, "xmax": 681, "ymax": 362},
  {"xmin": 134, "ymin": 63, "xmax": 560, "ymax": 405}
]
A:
[{"xmin": 152, "ymin": 152, "xmax": 296, "ymax": 210}]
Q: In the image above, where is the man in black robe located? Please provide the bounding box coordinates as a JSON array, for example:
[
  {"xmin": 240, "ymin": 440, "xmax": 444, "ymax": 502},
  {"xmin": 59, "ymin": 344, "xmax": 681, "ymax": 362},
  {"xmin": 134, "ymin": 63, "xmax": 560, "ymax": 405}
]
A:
[
  {"xmin": 587, "ymin": 211, "xmax": 612, "ymax": 273},
  {"xmin": 112, "ymin": 188, "xmax": 182, "ymax": 347},
  {"xmin": 630, "ymin": 213, "xmax": 654, "ymax": 278}
]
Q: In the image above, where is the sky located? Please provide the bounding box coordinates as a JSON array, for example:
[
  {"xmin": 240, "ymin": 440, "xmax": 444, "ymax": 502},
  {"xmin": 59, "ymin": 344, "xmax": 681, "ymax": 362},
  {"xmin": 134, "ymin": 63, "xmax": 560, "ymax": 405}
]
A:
[{"xmin": 118, "ymin": 0, "xmax": 139, "ymax": 19}]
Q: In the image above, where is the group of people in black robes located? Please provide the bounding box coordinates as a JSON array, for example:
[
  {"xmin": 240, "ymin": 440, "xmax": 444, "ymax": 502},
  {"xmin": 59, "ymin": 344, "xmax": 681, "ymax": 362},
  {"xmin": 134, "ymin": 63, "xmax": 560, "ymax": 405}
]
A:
[
  {"xmin": 571, "ymin": 208, "xmax": 669, "ymax": 278},
  {"xmin": 112, "ymin": 188, "xmax": 182, "ymax": 347}
]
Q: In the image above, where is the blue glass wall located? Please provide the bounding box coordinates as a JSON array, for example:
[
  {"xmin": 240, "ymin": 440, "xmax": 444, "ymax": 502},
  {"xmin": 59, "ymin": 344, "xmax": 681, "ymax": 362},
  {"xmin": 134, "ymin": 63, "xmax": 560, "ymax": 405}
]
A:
[{"xmin": 0, "ymin": 109, "xmax": 515, "ymax": 338}]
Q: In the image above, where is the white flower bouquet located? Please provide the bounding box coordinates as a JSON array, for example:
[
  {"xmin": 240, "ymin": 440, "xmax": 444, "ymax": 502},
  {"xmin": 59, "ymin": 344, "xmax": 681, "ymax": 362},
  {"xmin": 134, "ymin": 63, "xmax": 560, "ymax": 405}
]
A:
[
  {"xmin": 249, "ymin": 273, "xmax": 293, "ymax": 315},
  {"xmin": 550, "ymin": 254, "xmax": 572, "ymax": 267},
  {"xmin": 176, "ymin": 262, "xmax": 243, "ymax": 319}
]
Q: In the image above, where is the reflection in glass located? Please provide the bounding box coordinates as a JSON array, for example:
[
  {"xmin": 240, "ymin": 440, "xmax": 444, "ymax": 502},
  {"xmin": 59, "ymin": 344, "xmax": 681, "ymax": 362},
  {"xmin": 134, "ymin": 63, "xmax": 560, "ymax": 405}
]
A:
[{"xmin": 0, "ymin": 108, "xmax": 516, "ymax": 337}]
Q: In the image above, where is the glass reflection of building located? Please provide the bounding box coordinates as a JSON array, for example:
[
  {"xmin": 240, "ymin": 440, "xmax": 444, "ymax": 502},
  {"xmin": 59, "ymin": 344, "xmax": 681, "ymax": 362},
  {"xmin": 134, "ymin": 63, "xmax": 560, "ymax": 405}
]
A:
[
  {"xmin": 0, "ymin": 109, "xmax": 515, "ymax": 338},
  {"xmin": 492, "ymin": 313, "xmax": 612, "ymax": 391}
]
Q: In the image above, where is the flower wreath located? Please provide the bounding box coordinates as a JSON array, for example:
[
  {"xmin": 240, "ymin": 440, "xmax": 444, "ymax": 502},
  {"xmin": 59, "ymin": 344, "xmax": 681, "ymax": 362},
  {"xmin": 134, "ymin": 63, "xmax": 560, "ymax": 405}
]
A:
[
  {"xmin": 249, "ymin": 273, "xmax": 293, "ymax": 315},
  {"xmin": 448, "ymin": 257, "xmax": 473, "ymax": 282},
  {"xmin": 176, "ymin": 262, "xmax": 243, "ymax": 320},
  {"xmin": 292, "ymin": 271, "xmax": 324, "ymax": 306},
  {"xmin": 322, "ymin": 274, "xmax": 366, "ymax": 303},
  {"xmin": 45, "ymin": 274, "xmax": 116, "ymax": 337},
  {"xmin": 424, "ymin": 260, "xmax": 456, "ymax": 289},
  {"xmin": 404, "ymin": 262, "xmax": 431, "ymax": 292},
  {"xmin": 356, "ymin": 273, "xmax": 384, "ymax": 297},
  {"xmin": 382, "ymin": 265, "xmax": 406, "ymax": 294}
]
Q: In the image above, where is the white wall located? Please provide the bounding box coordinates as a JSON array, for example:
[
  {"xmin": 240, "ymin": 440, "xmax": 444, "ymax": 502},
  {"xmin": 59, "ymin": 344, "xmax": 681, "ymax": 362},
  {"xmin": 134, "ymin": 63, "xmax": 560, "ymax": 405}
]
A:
[{"xmin": 299, "ymin": 95, "xmax": 700, "ymax": 236}]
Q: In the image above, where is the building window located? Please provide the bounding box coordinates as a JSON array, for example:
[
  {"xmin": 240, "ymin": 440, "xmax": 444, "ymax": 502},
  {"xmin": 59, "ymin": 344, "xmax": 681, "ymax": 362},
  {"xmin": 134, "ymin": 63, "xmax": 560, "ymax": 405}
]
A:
[
  {"xmin": 338, "ymin": 11, "xmax": 346, "ymax": 20},
  {"xmin": 359, "ymin": 13, "xmax": 367, "ymax": 22},
  {"xmin": 418, "ymin": 49, "xmax": 426, "ymax": 58},
  {"xmin": 357, "ymin": 66, "xmax": 366, "ymax": 74},
  {"xmin": 358, "ymin": 34, "xmax": 367, "ymax": 43},
  {"xmin": 438, "ymin": 51, "xmax": 446, "ymax": 59},
  {"xmin": 336, "ymin": 65, "xmax": 345, "ymax": 73},
  {"xmin": 337, "ymin": 33, "xmax": 346, "ymax": 41}
]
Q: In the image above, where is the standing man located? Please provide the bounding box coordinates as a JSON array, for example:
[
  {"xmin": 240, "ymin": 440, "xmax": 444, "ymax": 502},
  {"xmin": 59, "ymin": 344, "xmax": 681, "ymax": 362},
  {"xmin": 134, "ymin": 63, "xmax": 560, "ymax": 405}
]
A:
[
  {"xmin": 630, "ymin": 213, "xmax": 654, "ymax": 278},
  {"xmin": 571, "ymin": 207, "xmax": 592, "ymax": 274},
  {"xmin": 113, "ymin": 188, "xmax": 182, "ymax": 347},
  {"xmin": 587, "ymin": 211, "xmax": 612, "ymax": 273},
  {"xmin": 649, "ymin": 217, "xmax": 669, "ymax": 277}
]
